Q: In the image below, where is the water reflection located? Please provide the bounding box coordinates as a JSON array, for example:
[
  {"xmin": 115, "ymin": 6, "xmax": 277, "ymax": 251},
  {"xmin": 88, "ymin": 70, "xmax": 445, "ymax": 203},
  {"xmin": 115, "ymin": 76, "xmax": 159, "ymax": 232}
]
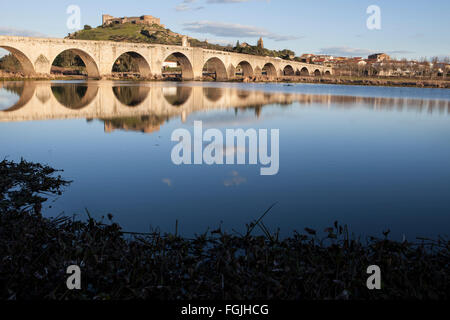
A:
[
  {"xmin": 112, "ymin": 85, "xmax": 150, "ymax": 107},
  {"xmin": 1, "ymin": 81, "xmax": 449, "ymax": 130},
  {"xmin": 203, "ymin": 87, "xmax": 224, "ymax": 102},
  {"xmin": 237, "ymin": 90, "xmax": 250, "ymax": 99},
  {"xmin": 51, "ymin": 83, "xmax": 98, "ymax": 110},
  {"xmin": 0, "ymin": 82, "xmax": 34, "ymax": 111},
  {"xmin": 162, "ymin": 86, "xmax": 192, "ymax": 106},
  {"xmin": 103, "ymin": 115, "xmax": 168, "ymax": 134},
  {"xmin": 1, "ymin": 80, "xmax": 450, "ymax": 238}
]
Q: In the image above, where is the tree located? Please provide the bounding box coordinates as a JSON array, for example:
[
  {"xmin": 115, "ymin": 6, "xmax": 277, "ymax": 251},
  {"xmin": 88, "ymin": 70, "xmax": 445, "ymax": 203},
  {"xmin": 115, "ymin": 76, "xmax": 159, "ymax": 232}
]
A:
[
  {"xmin": 52, "ymin": 51, "xmax": 85, "ymax": 68},
  {"xmin": 84, "ymin": 25, "xmax": 92, "ymax": 30},
  {"xmin": 279, "ymin": 49, "xmax": 295, "ymax": 60},
  {"xmin": 0, "ymin": 54, "xmax": 22, "ymax": 71}
]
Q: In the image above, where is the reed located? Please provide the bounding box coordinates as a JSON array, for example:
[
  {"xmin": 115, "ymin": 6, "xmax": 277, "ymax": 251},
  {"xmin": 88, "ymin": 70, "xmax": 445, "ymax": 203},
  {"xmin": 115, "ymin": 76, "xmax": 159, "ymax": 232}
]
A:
[{"xmin": 1, "ymin": 159, "xmax": 448, "ymax": 300}]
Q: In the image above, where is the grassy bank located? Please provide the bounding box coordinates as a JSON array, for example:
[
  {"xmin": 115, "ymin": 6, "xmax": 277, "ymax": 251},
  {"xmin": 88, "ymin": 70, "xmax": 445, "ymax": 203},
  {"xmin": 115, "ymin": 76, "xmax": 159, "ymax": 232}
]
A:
[
  {"xmin": 278, "ymin": 76, "xmax": 450, "ymax": 89},
  {"xmin": 1, "ymin": 74, "xmax": 449, "ymax": 89},
  {"xmin": 0, "ymin": 159, "xmax": 449, "ymax": 300},
  {"xmin": 0, "ymin": 70, "xmax": 87, "ymax": 81}
]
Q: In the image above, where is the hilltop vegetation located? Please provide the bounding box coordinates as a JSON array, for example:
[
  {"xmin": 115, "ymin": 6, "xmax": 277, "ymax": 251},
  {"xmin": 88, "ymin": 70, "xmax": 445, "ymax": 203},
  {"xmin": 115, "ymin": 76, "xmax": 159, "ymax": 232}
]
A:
[
  {"xmin": 68, "ymin": 23, "xmax": 180, "ymax": 44},
  {"xmin": 67, "ymin": 23, "xmax": 296, "ymax": 60}
]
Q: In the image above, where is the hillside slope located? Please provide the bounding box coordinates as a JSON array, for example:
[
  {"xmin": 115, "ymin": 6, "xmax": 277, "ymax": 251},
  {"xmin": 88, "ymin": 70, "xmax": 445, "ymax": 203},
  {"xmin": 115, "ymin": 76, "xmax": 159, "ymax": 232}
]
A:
[
  {"xmin": 68, "ymin": 23, "xmax": 223, "ymax": 49},
  {"xmin": 67, "ymin": 23, "xmax": 296, "ymax": 59}
]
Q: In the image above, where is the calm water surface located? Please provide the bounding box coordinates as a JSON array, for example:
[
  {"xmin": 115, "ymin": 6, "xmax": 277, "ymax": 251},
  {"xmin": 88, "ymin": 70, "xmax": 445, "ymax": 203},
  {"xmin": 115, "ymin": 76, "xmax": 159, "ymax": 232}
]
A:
[{"xmin": 1, "ymin": 80, "xmax": 449, "ymax": 239}]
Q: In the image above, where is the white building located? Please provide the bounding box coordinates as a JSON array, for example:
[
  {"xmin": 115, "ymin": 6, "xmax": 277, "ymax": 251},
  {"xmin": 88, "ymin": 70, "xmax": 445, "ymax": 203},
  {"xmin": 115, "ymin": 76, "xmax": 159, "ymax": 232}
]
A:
[{"xmin": 162, "ymin": 61, "xmax": 178, "ymax": 68}]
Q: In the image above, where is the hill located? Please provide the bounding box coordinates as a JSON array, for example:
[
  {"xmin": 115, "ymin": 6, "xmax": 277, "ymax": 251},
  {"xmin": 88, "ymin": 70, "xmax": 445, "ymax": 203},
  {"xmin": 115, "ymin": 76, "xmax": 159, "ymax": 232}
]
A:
[
  {"xmin": 67, "ymin": 23, "xmax": 296, "ymax": 60},
  {"xmin": 68, "ymin": 23, "xmax": 183, "ymax": 45}
]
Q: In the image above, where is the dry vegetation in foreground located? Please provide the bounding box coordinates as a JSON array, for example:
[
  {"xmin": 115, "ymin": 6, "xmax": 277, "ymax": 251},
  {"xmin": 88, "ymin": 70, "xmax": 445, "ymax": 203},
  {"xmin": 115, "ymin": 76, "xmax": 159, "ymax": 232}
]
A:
[{"xmin": 0, "ymin": 159, "xmax": 449, "ymax": 300}]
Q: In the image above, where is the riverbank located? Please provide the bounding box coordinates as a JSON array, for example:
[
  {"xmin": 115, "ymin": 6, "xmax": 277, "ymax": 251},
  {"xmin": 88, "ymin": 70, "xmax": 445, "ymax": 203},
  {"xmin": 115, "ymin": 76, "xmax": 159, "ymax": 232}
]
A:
[
  {"xmin": 0, "ymin": 70, "xmax": 86, "ymax": 81},
  {"xmin": 1, "ymin": 159, "xmax": 448, "ymax": 300},
  {"xmin": 1, "ymin": 69, "xmax": 449, "ymax": 89},
  {"xmin": 273, "ymin": 75, "xmax": 450, "ymax": 89}
]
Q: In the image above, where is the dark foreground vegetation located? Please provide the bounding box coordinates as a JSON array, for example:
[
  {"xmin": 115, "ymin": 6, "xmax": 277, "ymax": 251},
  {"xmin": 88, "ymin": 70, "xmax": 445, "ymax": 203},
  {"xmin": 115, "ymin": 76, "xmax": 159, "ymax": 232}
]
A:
[{"xmin": 0, "ymin": 160, "xmax": 448, "ymax": 300}]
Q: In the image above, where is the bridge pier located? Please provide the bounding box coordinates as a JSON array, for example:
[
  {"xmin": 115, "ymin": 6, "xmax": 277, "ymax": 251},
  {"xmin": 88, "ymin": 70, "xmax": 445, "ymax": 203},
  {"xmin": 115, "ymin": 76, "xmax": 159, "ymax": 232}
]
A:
[{"xmin": 192, "ymin": 47, "xmax": 205, "ymax": 81}]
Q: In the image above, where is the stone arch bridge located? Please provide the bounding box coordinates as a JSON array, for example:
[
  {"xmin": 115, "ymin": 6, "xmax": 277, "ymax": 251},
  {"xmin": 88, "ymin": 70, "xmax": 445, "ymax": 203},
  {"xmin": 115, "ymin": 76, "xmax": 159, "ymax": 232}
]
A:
[{"xmin": 0, "ymin": 36, "xmax": 333, "ymax": 80}]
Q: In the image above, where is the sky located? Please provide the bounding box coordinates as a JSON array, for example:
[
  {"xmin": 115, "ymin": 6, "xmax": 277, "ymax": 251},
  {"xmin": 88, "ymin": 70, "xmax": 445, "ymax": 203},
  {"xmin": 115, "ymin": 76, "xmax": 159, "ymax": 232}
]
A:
[{"xmin": 0, "ymin": 0, "xmax": 449, "ymax": 60}]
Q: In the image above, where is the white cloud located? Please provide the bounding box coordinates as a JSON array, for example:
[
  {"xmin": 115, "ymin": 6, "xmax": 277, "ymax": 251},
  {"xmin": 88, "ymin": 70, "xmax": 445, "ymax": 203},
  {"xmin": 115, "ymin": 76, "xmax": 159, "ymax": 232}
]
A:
[
  {"xmin": 0, "ymin": 27, "xmax": 47, "ymax": 38},
  {"xmin": 317, "ymin": 46, "xmax": 414, "ymax": 57},
  {"xmin": 175, "ymin": 0, "xmax": 204, "ymax": 11},
  {"xmin": 176, "ymin": 1, "xmax": 205, "ymax": 12},
  {"xmin": 175, "ymin": 0, "xmax": 268, "ymax": 11},
  {"xmin": 207, "ymin": 0, "xmax": 252, "ymax": 3},
  {"xmin": 316, "ymin": 46, "xmax": 374, "ymax": 57},
  {"xmin": 183, "ymin": 21, "xmax": 299, "ymax": 41},
  {"xmin": 162, "ymin": 178, "xmax": 172, "ymax": 187},
  {"xmin": 224, "ymin": 171, "xmax": 247, "ymax": 187},
  {"xmin": 175, "ymin": 4, "xmax": 191, "ymax": 11}
]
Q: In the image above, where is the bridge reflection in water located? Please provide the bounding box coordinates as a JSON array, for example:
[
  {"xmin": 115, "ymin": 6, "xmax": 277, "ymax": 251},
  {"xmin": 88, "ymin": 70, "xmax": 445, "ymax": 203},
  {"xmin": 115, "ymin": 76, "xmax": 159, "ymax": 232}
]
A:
[{"xmin": 1, "ymin": 81, "xmax": 449, "ymax": 134}]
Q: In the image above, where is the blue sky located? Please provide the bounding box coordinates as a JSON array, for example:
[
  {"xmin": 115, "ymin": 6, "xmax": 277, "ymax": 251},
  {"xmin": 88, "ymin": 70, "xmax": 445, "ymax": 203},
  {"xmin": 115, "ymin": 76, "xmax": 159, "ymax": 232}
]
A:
[{"xmin": 0, "ymin": 0, "xmax": 449, "ymax": 59}]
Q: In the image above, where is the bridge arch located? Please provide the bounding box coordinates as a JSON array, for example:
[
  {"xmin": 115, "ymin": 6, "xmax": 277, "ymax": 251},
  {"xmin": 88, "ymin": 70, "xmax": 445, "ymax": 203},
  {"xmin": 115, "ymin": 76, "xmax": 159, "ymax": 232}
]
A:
[
  {"xmin": 313, "ymin": 69, "xmax": 322, "ymax": 77},
  {"xmin": 0, "ymin": 82, "xmax": 36, "ymax": 112},
  {"xmin": 202, "ymin": 57, "xmax": 228, "ymax": 81},
  {"xmin": 51, "ymin": 82, "xmax": 99, "ymax": 110},
  {"xmin": 235, "ymin": 61, "xmax": 254, "ymax": 78},
  {"xmin": 262, "ymin": 63, "xmax": 277, "ymax": 78},
  {"xmin": 111, "ymin": 51, "xmax": 151, "ymax": 78},
  {"xmin": 203, "ymin": 87, "xmax": 224, "ymax": 102},
  {"xmin": 283, "ymin": 65, "xmax": 295, "ymax": 76},
  {"xmin": 237, "ymin": 90, "xmax": 251, "ymax": 99},
  {"xmin": 112, "ymin": 85, "xmax": 150, "ymax": 107},
  {"xmin": 163, "ymin": 52, "xmax": 194, "ymax": 80},
  {"xmin": 300, "ymin": 67, "xmax": 310, "ymax": 76},
  {"xmin": 0, "ymin": 46, "xmax": 35, "ymax": 76},
  {"xmin": 324, "ymin": 70, "xmax": 331, "ymax": 76},
  {"xmin": 50, "ymin": 49, "xmax": 100, "ymax": 78},
  {"xmin": 162, "ymin": 86, "xmax": 192, "ymax": 107}
]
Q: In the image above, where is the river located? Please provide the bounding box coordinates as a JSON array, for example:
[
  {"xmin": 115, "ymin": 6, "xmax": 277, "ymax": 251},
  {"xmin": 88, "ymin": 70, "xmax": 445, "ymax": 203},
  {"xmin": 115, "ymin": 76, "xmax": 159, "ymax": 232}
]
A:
[{"xmin": 1, "ymin": 80, "xmax": 449, "ymax": 239}]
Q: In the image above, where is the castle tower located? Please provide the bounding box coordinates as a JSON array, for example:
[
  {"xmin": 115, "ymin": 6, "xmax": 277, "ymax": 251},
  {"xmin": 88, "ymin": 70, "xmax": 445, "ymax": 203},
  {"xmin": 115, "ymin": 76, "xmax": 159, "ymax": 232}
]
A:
[
  {"xmin": 102, "ymin": 14, "xmax": 114, "ymax": 25},
  {"xmin": 182, "ymin": 36, "xmax": 189, "ymax": 47},
  {"xmin": 257, "ymin": 37, "xmax": 264, "ymax": 48}
]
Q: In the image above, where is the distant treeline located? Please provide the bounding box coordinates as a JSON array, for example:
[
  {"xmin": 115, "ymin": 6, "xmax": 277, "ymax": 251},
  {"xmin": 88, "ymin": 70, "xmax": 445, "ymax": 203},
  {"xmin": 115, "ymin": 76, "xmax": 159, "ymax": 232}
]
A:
[
  {"xmin": 333, "ymin": 57, "xmax": 450, "ymax": 79},
  {"xmin": 189, "ymin": 39, "xmax": 296, "ymax": 60}
]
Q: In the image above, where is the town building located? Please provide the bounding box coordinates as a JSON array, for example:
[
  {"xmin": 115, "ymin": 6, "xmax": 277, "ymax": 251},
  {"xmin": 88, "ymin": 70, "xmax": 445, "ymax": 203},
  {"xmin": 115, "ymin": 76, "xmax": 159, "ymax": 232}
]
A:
[{"xmin": 368, "ymin": 53, "xmax": 391, "ymax": 62}]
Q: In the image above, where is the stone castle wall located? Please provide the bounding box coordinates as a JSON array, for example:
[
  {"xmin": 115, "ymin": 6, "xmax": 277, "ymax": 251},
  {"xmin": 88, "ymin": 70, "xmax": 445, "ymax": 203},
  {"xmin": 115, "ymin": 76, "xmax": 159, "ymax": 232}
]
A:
[{"xmin": 102, "ymin": 14, "xmax": 163, "ymax": 27}]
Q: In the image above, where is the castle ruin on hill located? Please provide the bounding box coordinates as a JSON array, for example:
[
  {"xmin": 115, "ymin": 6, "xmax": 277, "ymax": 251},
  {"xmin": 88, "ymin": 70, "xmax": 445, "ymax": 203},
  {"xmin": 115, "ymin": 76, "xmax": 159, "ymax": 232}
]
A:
[{"xmin": 102, "ymin": 14, "xmax": 165, "ymax": 28}]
